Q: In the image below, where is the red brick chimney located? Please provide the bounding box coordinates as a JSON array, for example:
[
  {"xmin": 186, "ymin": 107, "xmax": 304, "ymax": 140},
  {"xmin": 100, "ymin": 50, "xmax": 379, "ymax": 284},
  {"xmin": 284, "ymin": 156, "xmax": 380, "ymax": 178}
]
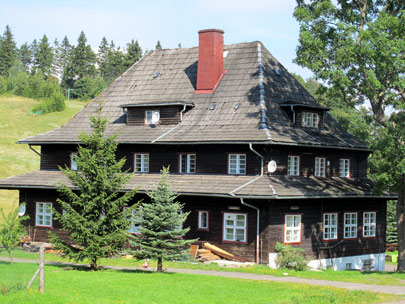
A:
[{"xmin": 195, "ymin": 29, "xmax": 226, "ymax": 94}]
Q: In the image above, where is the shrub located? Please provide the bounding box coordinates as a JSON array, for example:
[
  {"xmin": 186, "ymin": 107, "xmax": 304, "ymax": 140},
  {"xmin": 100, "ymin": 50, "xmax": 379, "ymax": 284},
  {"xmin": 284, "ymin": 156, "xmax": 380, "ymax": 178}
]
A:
[
  {"xmin": 32, "ymin": 91, "xmax": 66, "ymax": 114},
  {"xmin": 274, "ymin": 242, "xmax": 308, "ymax": 271}
]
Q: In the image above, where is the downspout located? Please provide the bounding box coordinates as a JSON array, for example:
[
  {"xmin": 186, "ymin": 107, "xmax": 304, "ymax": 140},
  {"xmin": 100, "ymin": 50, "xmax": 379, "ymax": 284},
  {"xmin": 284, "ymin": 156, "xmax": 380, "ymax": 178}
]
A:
[
  {"xmin": 229, "ymin": 143, "xmax": 265, "ymax": 264},
  {"xmin": 151, "ymin": 105, "xmax": 187, "ymax": 143},
  {"xmin": 29, "ymin": 145, "xmax": 41, "ymax": 157},
  {"xmin": 240, "ymin": 198, "xmax": 260, "ymax": 264},
  {"xmin": 290, "ymin": 105, "xmax": 296, "ymax": 124}
]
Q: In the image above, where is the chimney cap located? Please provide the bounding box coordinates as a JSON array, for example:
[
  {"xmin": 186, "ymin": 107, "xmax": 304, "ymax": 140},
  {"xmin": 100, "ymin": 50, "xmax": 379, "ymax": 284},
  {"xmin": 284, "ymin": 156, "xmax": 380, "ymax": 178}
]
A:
[{"xmin": 198, "ymin": 29, "xmax": 224, "ymax": 34}]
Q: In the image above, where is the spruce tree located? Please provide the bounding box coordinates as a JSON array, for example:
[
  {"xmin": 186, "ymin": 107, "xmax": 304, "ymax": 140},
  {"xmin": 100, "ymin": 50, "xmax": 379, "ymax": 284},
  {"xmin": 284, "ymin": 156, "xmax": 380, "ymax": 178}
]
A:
[
  {"xmin": 18, "ymin": 42, "xmax": 32, "ymax": 73},
  {"xmin": 97, "ymin": 37, "xmax": 110, "ymax": 79},
  {"xmin": 50, "ymin": 107, "xmax": 138, "ymax": 270},
  {"xmin": 34, "ymin": 35, "xmax": 54, "ymax": 77},
  {"xmin": 130, "ymin": 167, "xmax": 195, "ymax": 272},
  {"xmin": 125, "ymin": 39, "xmax": 142, "ymax": 68},
  {"xmin": 155, "ymin": 40, "xmax": 162, "ymax": 50},
  {"xmin": 0, "ymin": 25, "xmax": 17, "ymax": 77}
]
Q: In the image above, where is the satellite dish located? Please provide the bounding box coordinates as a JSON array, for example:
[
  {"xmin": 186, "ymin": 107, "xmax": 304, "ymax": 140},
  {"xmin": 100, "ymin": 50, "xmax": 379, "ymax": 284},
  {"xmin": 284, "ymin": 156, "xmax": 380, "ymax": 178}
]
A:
[
  {"xmin": 18, "ymin": 204, "xmax": 26, "ymax": 217},
  {"xmin": 151, "ymin": 111, "xmax": 160, "ymax": 124},
  {"xmin": 267, "ymin": 160, "xmax": 277, "ymax": 173}
]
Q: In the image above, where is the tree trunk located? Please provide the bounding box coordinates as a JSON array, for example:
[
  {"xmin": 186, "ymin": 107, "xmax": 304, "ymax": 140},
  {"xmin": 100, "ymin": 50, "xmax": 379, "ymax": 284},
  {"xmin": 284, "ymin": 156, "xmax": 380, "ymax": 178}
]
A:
[
  {"xmin": 157, "ymin": 257, "xmax": 163, "ymax": 272},
  {"xmin": 397, "ymin": 175, "xmax": 405, "ymax": 272},
  {"xmin": 90, "ymin": 259, "xmax": 98, "ymax": 271}
]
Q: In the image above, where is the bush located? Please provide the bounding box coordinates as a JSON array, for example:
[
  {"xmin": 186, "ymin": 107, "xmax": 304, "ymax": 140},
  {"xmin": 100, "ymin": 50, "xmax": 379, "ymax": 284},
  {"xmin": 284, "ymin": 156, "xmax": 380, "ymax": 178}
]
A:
[
  {"xmin": 274, "ymin": 242, "xmax": 308, "ymax": 271},
  {"xmin": 0, "ymin": 75, "xmax": 10, "ymax": 94},
  {"xmin": 32, "ymin": 91, "xmax": 66, "ymax": 114}
]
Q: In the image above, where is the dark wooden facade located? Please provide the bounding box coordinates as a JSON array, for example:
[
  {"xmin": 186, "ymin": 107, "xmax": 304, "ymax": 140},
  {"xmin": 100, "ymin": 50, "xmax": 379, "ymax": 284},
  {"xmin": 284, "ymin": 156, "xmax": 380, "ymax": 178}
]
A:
[{"xmin": 20, "ymin": 187, "xmax": 386, "ymax": 264}]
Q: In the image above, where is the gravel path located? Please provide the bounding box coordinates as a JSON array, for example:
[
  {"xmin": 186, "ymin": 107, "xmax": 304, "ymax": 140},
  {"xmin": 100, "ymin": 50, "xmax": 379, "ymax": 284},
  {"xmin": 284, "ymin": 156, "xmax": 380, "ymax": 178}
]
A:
[{"xmin": 1, "ymin": 257, "xmax": 405, "ymax": 296}]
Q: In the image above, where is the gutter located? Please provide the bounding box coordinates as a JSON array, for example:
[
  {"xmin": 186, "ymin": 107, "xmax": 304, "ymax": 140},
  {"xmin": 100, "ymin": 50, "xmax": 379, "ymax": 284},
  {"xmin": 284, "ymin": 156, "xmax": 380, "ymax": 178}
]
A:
[
  {"xmin": 290, "ymin": 105, "xmax": 296, "ymax": 124},
  {"xmin": 29, "ymin": 145, "xmax": 41, "ymax": 157},
  {"xmin": 151, "ymin": 104, "xmax": 187, "ymax": 143},
  {"xmin": 228, "ymin": 143, "xmax": 265, "ymax": 264}
]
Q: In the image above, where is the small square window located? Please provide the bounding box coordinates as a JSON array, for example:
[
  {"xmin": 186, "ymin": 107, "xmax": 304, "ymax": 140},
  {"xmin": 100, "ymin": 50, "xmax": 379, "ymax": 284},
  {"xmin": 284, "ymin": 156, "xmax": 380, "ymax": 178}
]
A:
[
  {"xmin": 179, "ymin": 153, "xmax": 196, "ymax": 174},
  {"xmin": 145, "ymin": 110, "xmax": 160, "ymax": 125},
  {"xmin": 228, "ymin": 154, "xmax": 246, "ymax": 175},
  {"xmin": 223, "ymin": 213, "xmax": 247, "ymax": 242},
  {"xmin": 302, "ymin": 112, "xmax": 319, "ymax": 128}
]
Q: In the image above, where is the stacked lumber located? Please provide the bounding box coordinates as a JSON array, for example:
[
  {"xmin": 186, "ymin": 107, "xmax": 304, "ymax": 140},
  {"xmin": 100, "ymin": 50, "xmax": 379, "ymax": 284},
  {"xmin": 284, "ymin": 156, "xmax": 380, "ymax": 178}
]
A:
[{"xmin": 196, "ymin": 249, "xmax": 220, "ymax": 262}]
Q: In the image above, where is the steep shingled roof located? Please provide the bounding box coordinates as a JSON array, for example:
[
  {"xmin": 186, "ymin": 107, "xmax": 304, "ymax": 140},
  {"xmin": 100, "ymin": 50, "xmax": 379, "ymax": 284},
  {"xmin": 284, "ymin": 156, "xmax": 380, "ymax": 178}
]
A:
[{"xmin": 19, "ymin": 42, "xmax": 367, "ymax": 150}]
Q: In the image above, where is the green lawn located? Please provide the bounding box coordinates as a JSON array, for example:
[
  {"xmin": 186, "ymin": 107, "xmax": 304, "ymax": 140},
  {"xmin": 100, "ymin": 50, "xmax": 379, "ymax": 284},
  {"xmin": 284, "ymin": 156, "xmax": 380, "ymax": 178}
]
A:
[
  {"xmin": 0, "ymin": 95, "xmax": 87, "ymax": 215},
  {"xmin": 0, "ymin": 261, "xmax": 400, "ymax": 304},
  {"xmin": 2, "ymin": 249, "xmax": 405, "ymax": 287}
]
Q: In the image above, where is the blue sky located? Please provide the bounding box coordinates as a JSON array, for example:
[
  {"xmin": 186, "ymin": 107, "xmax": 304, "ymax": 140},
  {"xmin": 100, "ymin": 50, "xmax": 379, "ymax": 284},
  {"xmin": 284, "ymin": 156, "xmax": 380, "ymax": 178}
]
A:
[{"xmin": 0, "ymin": 0, "xmax": 313, "ymax": 78}]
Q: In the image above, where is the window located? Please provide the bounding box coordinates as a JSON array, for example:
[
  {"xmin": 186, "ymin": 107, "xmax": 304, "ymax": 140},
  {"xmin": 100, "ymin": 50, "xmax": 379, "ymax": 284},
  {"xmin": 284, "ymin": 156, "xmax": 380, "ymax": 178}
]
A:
[
  {"xmin": 179, "ymin": 153, "xmax": 196, "ymax": 174},
  {"xmin": 223, "ymin": 213, "xmax": 247, "ymax": 242},
  {"xmin": 228, "ymin": 154, "xmax": 246, "ymax": 175},
  {"xmin": 287, "ymin": 155, "xmax": 300, "ymax": 176},
  {"xmin": 71, "ymin": 153, "xmax": 77, "ymax": 171},
  {"xmin": 339, "ymin": 159, "xmax": 350, "ymax": 178},
  {"xmin": 134, "ymin": 153, "xmax": 149, "ymax": 172},
  {"xmin": 284, "ymin": 214, "xmax": 301, "ymax": 243},
  {"xmin": 363, "ymin": 212, "xmax": 376, "ymax": 237},
  {"xmin": 302, "ymin": 112, "xmax": 319, "ymax": 127},
  {"xmin": 198, "ymin": 211, "xmax": 209, "ymax": 231},
  {"xmin": 145, "ymin": 110, "xmax": 160, "ymax": 125},
  {"xmin": 344, "ymin": 213, "xmax": 357, "ymax": 239},
  {"xmin": 128, "ymin": 209, "xmax": 140, "ymax": 234},
  {"xmin": 315, "ymin": 157, "xmax": 326, "ymax": 177},
  {"xmin": 36, "ymin": 202, "xmax": 52, "ymax": 227},
  {"xmin": 323, "ymin": 213, "xmax": 338, "ymax": 240}
]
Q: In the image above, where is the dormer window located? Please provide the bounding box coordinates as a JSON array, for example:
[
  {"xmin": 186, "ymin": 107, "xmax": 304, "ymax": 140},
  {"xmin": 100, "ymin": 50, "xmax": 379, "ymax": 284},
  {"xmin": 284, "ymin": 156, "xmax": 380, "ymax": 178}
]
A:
[
  {"xmin": 302, "ymin": 112, "xmax": 319, "ymax": 128},
  {"xmin": 145, "ymin": 110, "xmax": 160, "ymax": 125}
]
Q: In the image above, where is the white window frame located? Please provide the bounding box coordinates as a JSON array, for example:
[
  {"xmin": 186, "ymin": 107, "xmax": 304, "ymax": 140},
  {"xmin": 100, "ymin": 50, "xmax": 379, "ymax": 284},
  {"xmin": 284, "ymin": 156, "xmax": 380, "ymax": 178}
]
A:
[
  {"xmin": 128, "ymin": 208, "xmax": 140, "ymax": 234},
  {"xmin": 179, "ymin": 153, "xmax": 196, "ymax": 174},
  {"xmin": 71, "ymin": 152, "xmax": 77, "ymax": 171},
  {"xmin": 223, "ymin": 213, "xmax": 247, "ymax": 243},
  {"xmin": 228, "ymin": 154, "xmax": 246, "ymax": 175},
  {"xmin": 35, "ymin": 202, "xmax": 53, "ymax": 227},
  {"xmin": 134, "ymin": 153, "xmax": 149, "ymax": 173},
  {"xmin": 302, "ymin": 112, "xmax": 319, "ymax": 127},
  {"xmin": 344, "ymin": 212, "xmax": 357, "ymax": 239},
  {"xmin": 363, "ymin": 212, "xmax": 376, "ymax": 237},
  {"xmin": 323, "ymin": 213, "xmax": 338, "ymax": 240},
  {"xmin": 198, "ymin": 211, "xmax": 209, "ymax": 231},
  {"xmin": 284, "ymin": 214, "xmax": 301, "ymax": 244},
  {"xmin": 287, "ymin": 155, "xmax": 300, "ymax": 176},
  {"xmin": 145, "ymin": 110, "xmax": 160, "ymax": 125},
  {"xmin": 315, "ymin": 157, "xmax": 326, "ymax": 177},
  {"xmin": 339, "ymin": 159, "xmax": 350, "ymax": 178}
]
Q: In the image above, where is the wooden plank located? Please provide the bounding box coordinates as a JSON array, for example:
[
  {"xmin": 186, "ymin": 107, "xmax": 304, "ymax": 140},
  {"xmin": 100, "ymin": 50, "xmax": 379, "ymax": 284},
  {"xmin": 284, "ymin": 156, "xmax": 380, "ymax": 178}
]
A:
[
  {"xmin": 190, "ymin": 245, "xmax": 199, "ymax": 258},
  {"xmin": 203, "ymin": 242, "xmax": 249, "ymax": 263}
]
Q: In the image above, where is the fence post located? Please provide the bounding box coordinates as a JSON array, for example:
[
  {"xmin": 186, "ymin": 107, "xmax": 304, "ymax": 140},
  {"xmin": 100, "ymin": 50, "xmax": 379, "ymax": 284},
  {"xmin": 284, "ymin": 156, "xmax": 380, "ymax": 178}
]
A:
[{"xmin": 39, "ymin": 245, "xmax": 45, "ymax": 293}]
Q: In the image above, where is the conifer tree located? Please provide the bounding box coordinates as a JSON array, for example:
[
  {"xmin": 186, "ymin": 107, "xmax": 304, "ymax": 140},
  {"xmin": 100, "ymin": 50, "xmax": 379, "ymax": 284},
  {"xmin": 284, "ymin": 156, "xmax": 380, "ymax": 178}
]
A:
[
  {"xmin": 34, "ymin": 35, "xmax": 53, "ymax": 77},
  {"xmin": 155, "ymin": 40, "xmax": 162, "ymax": 50},
  {"xmin": 18, "ymin": 42, "xmax": 32, "ymax": 73},
  {"xmin": 50, "ymin": 107, "xmax": 138, "ymax": 270},
  {"xmin": 130, "ymin": 167, "xmax": 195, "ymax": 272},
  {"xmin": 125, "ymin": 39, "xmax": 142, "ymax": 68},
  {"xmin": 97, "ymin": 37, "xmax": 110, "ymax": 79},
  {"xmin": 0, "ymin": 25, "xmax": 17, "ymax": 77},
  {"xmin": 59, "ymin": 36, "xmax": 73, "ymax": 77}
]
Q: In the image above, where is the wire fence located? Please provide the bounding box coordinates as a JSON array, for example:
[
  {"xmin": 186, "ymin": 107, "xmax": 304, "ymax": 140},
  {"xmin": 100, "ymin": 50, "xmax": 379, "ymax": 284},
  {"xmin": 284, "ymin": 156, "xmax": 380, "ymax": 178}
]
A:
[{"xmin": 0, "ymin": 245, "xmax": 45, "ymax": 295}]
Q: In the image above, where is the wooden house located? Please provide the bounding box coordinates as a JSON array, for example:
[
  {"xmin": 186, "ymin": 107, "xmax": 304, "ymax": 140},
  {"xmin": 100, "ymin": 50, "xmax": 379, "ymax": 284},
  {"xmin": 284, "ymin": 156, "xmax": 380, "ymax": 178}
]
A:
[{"xmin": 0, "ymin": 29, "xmax": 396, "ymax": 270}]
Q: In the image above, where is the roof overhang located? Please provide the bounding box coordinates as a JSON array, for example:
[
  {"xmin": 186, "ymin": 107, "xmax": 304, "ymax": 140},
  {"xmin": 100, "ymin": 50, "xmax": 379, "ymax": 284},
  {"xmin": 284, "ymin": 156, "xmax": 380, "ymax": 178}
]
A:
[{"xmin": 119, "ymin": 102, "xmax": 194, "ymax": 108}]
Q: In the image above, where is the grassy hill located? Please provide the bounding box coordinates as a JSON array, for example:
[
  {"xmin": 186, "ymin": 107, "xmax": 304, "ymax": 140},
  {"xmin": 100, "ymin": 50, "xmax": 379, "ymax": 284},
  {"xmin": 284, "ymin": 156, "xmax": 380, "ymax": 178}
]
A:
[{"xmin": 0, "ymin": 95, "xmax": 88, "ymax": 214}]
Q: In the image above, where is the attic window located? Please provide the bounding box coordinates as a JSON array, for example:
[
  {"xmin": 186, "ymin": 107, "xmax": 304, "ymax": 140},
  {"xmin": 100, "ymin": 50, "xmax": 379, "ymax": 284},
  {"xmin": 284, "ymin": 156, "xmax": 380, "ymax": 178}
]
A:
[
  {"xmin": 301, "ymin": 112, "xmax": 319, "ymax": 128},
  {"xmin": 153, "ymin": 72, "xmax": 160, "ymax": 78},
  {"xmin": 145, "ymin": 110, "xmax": 160, "ymax": 125},
  {"xmin": 274, "ymin": 68, "xmax": 281, "ymax": 76},
  {"xmin": 209, "ymin": 103, "xmax": 216, "ymax": 110},
  {"xmin": 223, "ymin": 50, "xmax": 229, "ymax": 58}
]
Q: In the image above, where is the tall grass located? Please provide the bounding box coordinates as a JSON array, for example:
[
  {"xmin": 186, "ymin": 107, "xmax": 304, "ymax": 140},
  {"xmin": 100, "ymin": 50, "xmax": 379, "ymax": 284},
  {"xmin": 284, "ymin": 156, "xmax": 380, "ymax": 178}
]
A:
[{"xmin": 0, "ymin": 95, "xmax": 87, "ymax": 215}]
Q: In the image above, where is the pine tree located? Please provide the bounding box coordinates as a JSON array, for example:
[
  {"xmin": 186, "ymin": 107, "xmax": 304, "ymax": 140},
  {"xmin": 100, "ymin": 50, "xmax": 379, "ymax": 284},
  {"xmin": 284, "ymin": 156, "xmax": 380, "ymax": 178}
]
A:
[
  {"xmin": 155, "ymin": 40, "xmax": 162, "ymax": 50},
  {"xmin": 50, "ymin": 107, "xmax": 138, "ymax": 270},
  {"xmin": 130, "ymin": 167, "xmax": 195, "ymax": 272},
  {"xmin": 18, "ymin": 42, "xmax": 32, "ymax": 73},
  {"xmin": 0, "ymin": 25, "xmax": 17, "ymax": 77},
  {"xmin": 125, "ymin": 39, "xmax": 142, "ymax": 68},
  {"xmin": 33, "ymin": 35, "xmax": 53, "ymax": 77}
]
